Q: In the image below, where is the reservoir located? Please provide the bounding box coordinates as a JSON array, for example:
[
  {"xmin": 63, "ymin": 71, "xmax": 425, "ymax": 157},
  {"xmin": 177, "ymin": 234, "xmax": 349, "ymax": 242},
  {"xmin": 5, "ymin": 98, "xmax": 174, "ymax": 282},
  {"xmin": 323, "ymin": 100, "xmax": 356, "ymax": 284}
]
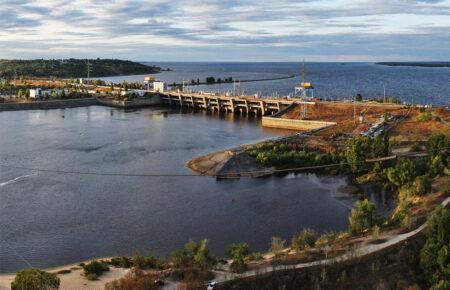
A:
[{"xmin": 0, "ymin": 106, "xmax": 390, "ymax": 273}]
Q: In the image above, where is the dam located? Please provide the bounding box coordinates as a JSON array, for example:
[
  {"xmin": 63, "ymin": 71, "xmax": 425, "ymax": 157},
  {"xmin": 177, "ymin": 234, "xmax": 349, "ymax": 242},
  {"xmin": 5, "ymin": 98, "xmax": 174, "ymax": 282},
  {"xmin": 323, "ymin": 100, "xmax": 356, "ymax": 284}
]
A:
[{"xmin": 160, "ymin": 92, "xmax": 294, "ymax": 115}]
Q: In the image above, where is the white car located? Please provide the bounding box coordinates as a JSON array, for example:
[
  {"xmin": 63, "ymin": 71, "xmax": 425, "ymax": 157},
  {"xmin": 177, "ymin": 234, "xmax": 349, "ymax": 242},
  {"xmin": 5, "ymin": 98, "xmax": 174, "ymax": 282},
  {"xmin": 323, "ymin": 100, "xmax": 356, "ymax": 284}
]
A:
[{"xmin": 207, "ymin": 281, "xmax": 218, "ymax": 290}]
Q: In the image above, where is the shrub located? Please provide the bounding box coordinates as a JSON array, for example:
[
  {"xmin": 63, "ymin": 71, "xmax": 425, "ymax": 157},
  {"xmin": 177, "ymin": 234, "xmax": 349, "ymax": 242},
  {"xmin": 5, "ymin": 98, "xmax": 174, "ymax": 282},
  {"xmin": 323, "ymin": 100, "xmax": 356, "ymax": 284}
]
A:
[
  {"xmin": 270, "ymin": 237, "xmax": 286, "ymax": 258},
  {"xmin": 345, "ymin": 136, "xmax": 389, "ymax": 172},
  {"xmin": 82, "ymin": 260, "xmax": 109, "ymax": 278},
  {"xmin": 105, "ymin": 268, "xmax": 158, "ymax": 290},
  {"xmin": 132, "ymin": 255, "xmax": 165, "ymax": 269},
  {"xmin": 348, "ymin": 199, "xmax": 379, "ymax": 235},
  {"xmin": 387, "ymin": 157, "xmax": 417, "ymax": 187},
  {"xmin": 412, "ymin": 175, "xmax": 431, "ymax": 196},
  {"xmin": 291, "ymin": 229, "xmax": 317, "ymax": 252},
  {"xmin": 430, "ymin": 156, "xmax": 445, "ymax": 177},
  {"xmin": 109, "ymin": 256, "xmax": 132, "ymax": 268},
  {"xmin": 415, "ymin": 111, "xmax": 432, "ymax": 121},
  {"xmin": 170, "ymin": 240, "xmax": 216, "ymax": 271},
  {"xmin": 226, "ymin": 243, "xmax": 250, "ymax": 272},
  {"xmin": 86, "ymin": 273, "xmax": 98, "ymax": 281},
  {"xmin": 247, "ymin": 252, "xmax": 264, "ymax": 261},
  {"xmin": 391, "ymin": 200, "xmax": 412, "ymax": 225},
  {"xmin": 11, "ymin": 268, "xmax": 60, "ymax": 290},
  {"xmin": 420, "ymin": 206, "xmax": 450, "ymax": 287}
]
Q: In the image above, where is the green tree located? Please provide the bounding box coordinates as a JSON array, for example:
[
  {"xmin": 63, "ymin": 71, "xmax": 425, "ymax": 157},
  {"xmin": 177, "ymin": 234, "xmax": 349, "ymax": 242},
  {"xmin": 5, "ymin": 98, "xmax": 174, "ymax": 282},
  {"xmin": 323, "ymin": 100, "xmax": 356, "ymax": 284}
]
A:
[
  {"xmin": 428, "ymin": 133, "xmax": 450, "ymax": 167},
  {"xmin": 170, "ymin": 240, "xmax": 216, "ymax": 271},
  {"xmin": 17, "ymin": 89, "xmax": 24, "ymax": 98},
  {"xmin": 348, "ymin": 199, "xmax": 379, "ymax": 235},
  {"xmin": 226, "ymin": 243, "xmax": 249, "ymax": 272},
  {"xmin": 420, "ymin": 206, "xmax": 450, "ymax": 288},
  {"xmin": 387, "ymin": 157, "xmax": 417, "ymax": 187},
  {"xmin": 193, "ymin": 239, "xmax": 216, "ymax": 270},
  {"xmin": 11, "ymin": 268, "xmax": 60, "ymax": 290},
  {"xmin": 355, "ymin": 93, "xmax": 363, "ymax": 102}
]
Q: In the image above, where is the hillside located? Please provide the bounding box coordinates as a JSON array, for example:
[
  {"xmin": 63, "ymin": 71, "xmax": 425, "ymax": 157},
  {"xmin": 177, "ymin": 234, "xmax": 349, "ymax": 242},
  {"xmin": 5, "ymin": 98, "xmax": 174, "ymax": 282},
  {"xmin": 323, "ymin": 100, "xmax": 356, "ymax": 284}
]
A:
[{"xmin": 0, "ymin": 59, "xmax": 161, "ymax": 78}]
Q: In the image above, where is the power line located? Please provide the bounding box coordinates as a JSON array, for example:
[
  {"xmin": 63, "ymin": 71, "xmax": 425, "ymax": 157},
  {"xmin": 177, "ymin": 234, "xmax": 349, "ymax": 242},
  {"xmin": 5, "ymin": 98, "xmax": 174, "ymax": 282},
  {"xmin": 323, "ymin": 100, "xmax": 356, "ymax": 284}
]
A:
[{"xmin": 0, "ymin": 147, "xmax": 444, "ymax": 179}]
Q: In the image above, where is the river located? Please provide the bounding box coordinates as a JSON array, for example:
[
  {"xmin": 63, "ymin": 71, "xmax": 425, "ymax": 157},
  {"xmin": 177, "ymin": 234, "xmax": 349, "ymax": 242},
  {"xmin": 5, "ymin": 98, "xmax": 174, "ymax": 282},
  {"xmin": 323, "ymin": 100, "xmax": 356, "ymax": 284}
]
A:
[
  {"xmin": 0, "ymin": 106, "xmax": 393, "ymax": 273},
  {"xmin": 100, "ymin": 62, "xmax": 450, "ymax": 106}
]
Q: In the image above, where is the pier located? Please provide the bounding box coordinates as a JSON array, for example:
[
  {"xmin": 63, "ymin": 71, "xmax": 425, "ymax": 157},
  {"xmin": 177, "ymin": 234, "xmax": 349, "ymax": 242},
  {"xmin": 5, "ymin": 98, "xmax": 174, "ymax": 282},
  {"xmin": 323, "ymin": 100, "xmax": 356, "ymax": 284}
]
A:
[{"xmin": 160, "ymin": 92, "xmax": 295, "ymax": 115}]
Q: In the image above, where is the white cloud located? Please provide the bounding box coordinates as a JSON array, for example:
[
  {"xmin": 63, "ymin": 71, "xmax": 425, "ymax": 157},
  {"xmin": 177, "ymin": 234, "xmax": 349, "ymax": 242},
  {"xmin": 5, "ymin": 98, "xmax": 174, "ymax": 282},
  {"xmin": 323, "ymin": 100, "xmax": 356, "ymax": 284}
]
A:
[{"xmin": 0, "ymin": 0, "xmax": 449, "ymax": 60}]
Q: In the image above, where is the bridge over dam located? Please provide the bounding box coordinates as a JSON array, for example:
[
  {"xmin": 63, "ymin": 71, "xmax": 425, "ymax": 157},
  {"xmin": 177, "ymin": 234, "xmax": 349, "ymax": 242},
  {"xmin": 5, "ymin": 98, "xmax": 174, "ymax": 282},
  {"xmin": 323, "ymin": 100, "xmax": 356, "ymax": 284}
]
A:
[
  {"xmin": 160, "ymin": 92, "xmax": 295, "ymax": 115},
  {"xmin": 159, "ymin": 92, "xmax": 336, "ymax": 131}
]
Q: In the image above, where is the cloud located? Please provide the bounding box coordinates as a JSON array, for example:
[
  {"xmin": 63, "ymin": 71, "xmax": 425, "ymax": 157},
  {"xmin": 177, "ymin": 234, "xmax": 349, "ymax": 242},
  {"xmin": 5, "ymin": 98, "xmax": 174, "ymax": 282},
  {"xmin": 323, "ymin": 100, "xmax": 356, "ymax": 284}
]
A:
[{"xmin": 0, "ymin": 0, "xmax": 449, "ymax": 61}]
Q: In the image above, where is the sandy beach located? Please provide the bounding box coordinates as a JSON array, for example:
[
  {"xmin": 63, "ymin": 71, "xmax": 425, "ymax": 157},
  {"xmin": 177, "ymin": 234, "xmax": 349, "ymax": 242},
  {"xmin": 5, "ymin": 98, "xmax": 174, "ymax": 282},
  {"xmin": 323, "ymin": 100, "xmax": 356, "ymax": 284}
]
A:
[{"xmin": 0, "ymin": 260, "xmax": 129, "ymax": 290}]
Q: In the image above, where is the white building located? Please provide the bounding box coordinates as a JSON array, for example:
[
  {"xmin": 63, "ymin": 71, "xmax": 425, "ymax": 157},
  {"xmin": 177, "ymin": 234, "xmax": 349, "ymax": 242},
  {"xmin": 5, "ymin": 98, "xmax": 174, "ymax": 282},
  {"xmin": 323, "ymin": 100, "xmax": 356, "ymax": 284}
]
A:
[
  {"xmin": 121, "ymin": 89, "xmax": 146, "ymax": 98},
  {"xmin": 143, "ymin": 76, "xmax": 167, "ymax": 92},
  {"xmin": 29, "ymin": 88, "xmax": 42, "ymax": 99},
  {"xmin": 152, "ymin": 81, "xmax": 167, "ymax": 93}
]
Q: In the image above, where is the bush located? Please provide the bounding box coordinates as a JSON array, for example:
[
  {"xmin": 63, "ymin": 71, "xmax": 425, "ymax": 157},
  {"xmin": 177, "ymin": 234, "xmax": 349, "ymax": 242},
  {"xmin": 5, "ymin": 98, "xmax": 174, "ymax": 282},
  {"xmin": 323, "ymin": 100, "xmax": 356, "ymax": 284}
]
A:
[
  {"xmin": 270, "ymin": 237, "xmax": 286, "ymax": 258},
  {"xmin": 226, "ymin": 243, "xmax": 250, "ymax": 272},
  {"xmin": 11, "ymin": 268, "xmax": 60, "ymax": 290},
  {"xmin": 420, "ymin": 206, "xmax": 450, "ymax": 287},
  {"xmin": 133, "ymin": 255, "xmax": 165, "ymax": 270},
  {"xmin": 170, "ymin": 240, "xmax": 216, "ymax": 271},
  {"xmin": 291, "ymin": 229, "xmax": 317, "ymax": 252},
  {"xmin": 348, "ymin": 199, "xmax": 379, "ymax": 235},
  {"xmin": 415, "ymin": 111, "xmax": 432, "ymax": 121},
  {"xmin": 412, "ymin": 175, "xmax": 431, "ymax": 196},
  {"xmin": 387, "ymin": 157, "xmax": 417, "ymax": 187},
  {"xmin": 82, "ymin": 260, "xmax": 109, "ymax": 278},
  {"xmin": 391, "ymin": 200, "xmax": 412, "ymax": 225},
  {"xmin": 105, "ymin": 268, "xmax": 158, "ymax": 290},
  {"xmin": 345, "ymin": 136, "xmax": 389, "ymax": 172},
  {"xmin": 86, "ymin": 273, "xmax": 98, "ymax": 281},
  {"xmin": 109, "ymin": 256, "xmax": 132, "ymax": 268},
  {"xmin": 247, "ymin": 252, "xmax": 264, "ymax": 261}
]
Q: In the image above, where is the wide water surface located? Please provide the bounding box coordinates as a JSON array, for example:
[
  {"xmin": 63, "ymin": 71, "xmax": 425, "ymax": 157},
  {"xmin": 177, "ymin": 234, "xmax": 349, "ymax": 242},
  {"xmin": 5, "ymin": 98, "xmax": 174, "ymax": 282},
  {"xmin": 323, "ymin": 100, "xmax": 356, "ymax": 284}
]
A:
[
  {"xmin": 101, "ymin": 62, "xmax": 450, "ymax": 106},
  {"xmin": 0, "ymin": 106, "xmax": 390, "ymax": 272}
]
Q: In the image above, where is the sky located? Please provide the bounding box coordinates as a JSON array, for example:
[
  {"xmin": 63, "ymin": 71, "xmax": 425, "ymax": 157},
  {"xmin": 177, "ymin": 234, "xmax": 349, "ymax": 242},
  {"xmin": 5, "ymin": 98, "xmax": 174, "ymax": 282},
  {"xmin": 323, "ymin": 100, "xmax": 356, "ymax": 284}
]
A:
[{"xmin": 0, "ymin": 0, "xmax": 450, "ymax": 62}]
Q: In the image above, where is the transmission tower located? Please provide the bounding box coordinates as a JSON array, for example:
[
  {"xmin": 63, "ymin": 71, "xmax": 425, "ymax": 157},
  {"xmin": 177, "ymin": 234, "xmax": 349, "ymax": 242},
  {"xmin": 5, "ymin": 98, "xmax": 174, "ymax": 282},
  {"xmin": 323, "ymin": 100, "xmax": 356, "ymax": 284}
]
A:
[
  {"xmin": 233, "ymin": 80, "xmax": 241, "ymax": 96},
  {"xmin": 86, "ymin": 61, "xmax": 92, "ymax": 80}
]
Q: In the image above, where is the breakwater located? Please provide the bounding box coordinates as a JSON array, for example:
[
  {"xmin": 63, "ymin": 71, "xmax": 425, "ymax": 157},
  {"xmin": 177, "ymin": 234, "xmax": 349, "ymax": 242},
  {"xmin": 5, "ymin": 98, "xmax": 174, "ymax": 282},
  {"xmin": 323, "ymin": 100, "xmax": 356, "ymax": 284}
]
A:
[
  {"xmin": 0, "ymin": 98, "xmax": 100, "ymax": 111},
  {"xmin": 262, "ymin": 116, "xmax": 336, "ymax": 131},
  {"xmin": 0, "ymin": 95, "xmax": 164, "ymax": 112}
]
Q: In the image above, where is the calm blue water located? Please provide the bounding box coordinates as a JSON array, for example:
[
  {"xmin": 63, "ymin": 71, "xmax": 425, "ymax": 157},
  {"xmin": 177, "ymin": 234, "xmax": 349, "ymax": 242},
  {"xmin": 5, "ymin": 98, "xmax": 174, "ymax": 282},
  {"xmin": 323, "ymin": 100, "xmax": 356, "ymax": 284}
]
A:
[
  {"xmin": 100, "ymin": 62, "xmax": 450, "ymax": 106},
  {"xmin": 0, "ymin": 107, "xmax": 392, "ymax": 273}
]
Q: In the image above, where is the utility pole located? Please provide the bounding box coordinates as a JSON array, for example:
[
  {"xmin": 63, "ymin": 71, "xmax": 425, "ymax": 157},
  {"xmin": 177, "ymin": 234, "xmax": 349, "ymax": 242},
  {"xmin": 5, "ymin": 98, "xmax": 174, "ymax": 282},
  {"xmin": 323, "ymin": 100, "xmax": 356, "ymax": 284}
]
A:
[
  {"xmin": 86, "ymin": 61, "xmax": 92, "ymax": 80},
  {"xmin": 383, "ymin": 84, "xmax": 387, "ymax": 103}
]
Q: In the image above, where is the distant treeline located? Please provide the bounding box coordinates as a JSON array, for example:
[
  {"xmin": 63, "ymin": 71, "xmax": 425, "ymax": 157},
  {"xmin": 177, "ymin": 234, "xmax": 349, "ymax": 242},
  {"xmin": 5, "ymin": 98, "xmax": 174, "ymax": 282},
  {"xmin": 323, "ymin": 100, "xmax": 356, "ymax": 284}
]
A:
[
  {"xmin": 377, "ymin": 62, "xmax": 450, "ymax": 68},
  {"xmin": 0, "ymin": 59, "xmax": 161, "ymax": 78}
]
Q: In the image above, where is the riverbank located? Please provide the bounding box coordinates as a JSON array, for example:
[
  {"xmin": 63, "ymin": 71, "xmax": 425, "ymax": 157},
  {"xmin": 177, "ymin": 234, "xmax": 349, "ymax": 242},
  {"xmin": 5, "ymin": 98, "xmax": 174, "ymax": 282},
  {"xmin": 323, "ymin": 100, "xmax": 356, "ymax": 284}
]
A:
[
  {"xmin": 0, "ymin": 95, "xmax": 164, "ymax": 112},
  {"xmin": 0, "ymin": 98, "xmax": 99, "ymax": 111},
  {"xmin": 0, "ymin": 259, "xmax": 129, "ymax": 290}
]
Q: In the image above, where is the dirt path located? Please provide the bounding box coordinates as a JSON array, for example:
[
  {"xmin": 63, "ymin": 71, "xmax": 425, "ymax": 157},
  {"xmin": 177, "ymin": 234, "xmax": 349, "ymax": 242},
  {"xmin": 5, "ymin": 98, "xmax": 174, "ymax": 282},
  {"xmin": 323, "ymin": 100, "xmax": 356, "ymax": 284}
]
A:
[{"xmin": 212, "ymin": 196, "xmax": 450, "ymax": 284}]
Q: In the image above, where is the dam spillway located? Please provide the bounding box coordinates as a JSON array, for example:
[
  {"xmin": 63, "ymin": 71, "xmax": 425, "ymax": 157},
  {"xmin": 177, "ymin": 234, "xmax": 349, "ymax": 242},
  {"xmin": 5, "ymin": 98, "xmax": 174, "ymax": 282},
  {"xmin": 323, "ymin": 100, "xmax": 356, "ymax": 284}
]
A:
[{"xmin": 160, "ymin": 92, "xmax": 294, "ymax": 115}]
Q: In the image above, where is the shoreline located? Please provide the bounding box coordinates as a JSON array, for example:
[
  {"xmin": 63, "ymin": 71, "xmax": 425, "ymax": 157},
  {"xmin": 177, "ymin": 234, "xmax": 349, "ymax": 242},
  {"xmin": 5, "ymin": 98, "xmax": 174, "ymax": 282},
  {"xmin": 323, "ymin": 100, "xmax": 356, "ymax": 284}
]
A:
[
  {"xmin": 0, "ymin": 96, "xmax": 165, "ymax": 112},
  {"xmin": 0, "ymin": 258, "xmax": 129, "ymax": 290},
  {"xmin": 170, "ymin": 73, "xmax": 296, "ymax": 87}
]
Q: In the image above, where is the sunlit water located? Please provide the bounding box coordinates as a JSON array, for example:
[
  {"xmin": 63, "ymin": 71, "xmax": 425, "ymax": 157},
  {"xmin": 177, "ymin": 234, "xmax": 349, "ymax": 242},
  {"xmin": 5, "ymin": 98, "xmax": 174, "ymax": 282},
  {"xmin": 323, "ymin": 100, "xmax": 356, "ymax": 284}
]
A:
[{"xmin": 0, "ymin": 106, "xmax": 393, "ymax": 272}]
